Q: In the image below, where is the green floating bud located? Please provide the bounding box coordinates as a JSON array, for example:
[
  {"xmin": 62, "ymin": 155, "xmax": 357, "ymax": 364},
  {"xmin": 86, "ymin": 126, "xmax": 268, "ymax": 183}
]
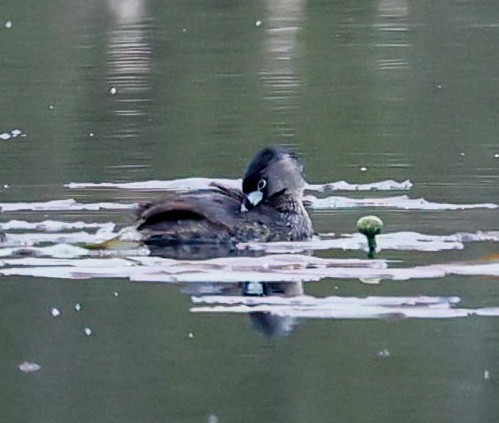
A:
[
  {"xmin": 356, "ymin": 215, "xmax": 384, "ymax": 259},
  {"xmin": 356, "ymin": 215, "xmax": 384, "ymax": 236}
]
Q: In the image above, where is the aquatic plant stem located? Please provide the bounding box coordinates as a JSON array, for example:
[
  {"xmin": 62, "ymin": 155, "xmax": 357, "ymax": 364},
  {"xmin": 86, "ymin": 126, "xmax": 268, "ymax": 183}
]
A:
[{"xmin": 366, "ymin": 235, "xmax": 377, "ymax": 259}]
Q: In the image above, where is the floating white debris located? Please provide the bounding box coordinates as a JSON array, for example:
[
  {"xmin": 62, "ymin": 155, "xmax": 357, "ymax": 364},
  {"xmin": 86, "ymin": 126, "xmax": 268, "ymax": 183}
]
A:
[
  {"xmin": 113, "ymin": 291, "xmax": 119, "ymax": 297},
  {"xmin": 255, "ymin": 20, "xmax": 262, "ymax": 27},
  {"xmin": 307, "ymin": 179, "xmax": 413, "ymax": 192},
  {"xmin": 84, "ymin": 327, "xmax": 92, "ymax": 336},
  {"xmin": 132, "ymin": 270, "xmax": 314, "ymax": 284},
  {"xmin": 16, "ymin": 244, "xmax": 92, "ymax": 258},
  {"xmin": 0, "ymin": 129, "xmax": 25, "ymax": 141},
  {"xmin": 50, "ymin": 307, "xmax": 61, "ymax": 317},
  {"xmin": 190, "ymin": 293, "xmax": 499, "ymax": 320},
  {"xmin": 192, "ymin": 294, "xmax": 460, "ymax": 308},
  {"xmin": 188, "ymin": 332, "xmax": 194, "ymax": 338},
  {"xmin": 48, "ymin": 104, "xmax": 54, "ymax": 110},
  {"xmin": 494, "ymin": 153, "xmax": 499, "ymax": 158},
  {"xmin": 243, "ymin": 230, "xmax": 495, "ymax": 253},
  {"xmin": 360, "ymin": 167, "xmax": 367, "ymax": 172},
  {"xmin": 484, "ymin": 369, "xmax": 490, "ymax": 380},
  {"xmin": 5, "ymin": 20, "xmax": 12, "ymax": 29},
  {"xmin": 0, "ymin": 199, "xmax": 133, "ymax": 212},
  {"xmin": 75, "ymin": 303, "xmax": 82, "ymax": 311},
  {"xmin": 191, "ymin": 303, "xmax": 475, "ymax": 319},
  {"xmin": 1, "ymin": 252, "xmax": 498, "ymax": 282},
  {"xmin": 109, "ymin": 87, "xmax": 117, "ymax": 95},
  {"xmin": 4, "ymin": 231, "xmax": 113, "ymax": 246},
  {"xmin": 3, "ymin": 184, "xmax": 9, "ymax": 189},
  {"xmin": 0, "ymin": 219, "xmax": 116, "ymax": 232},
  {"xmin": 18, "ymin": 361, "xmax": 41, "ymax": 373},
  {"xmin": 65, "ymin": 178, "xmax": 241, "ymax": 192},
  {"xmin": 65, "ymin": 178, "xmax": 413, "ymax": 192},
  {"xmin": 89, "ymin": 132, "xmax": 95, "ymax": 138},
  {"xmin": 306, "ymin": 194, "xmax": 498, "ymax": 210}
]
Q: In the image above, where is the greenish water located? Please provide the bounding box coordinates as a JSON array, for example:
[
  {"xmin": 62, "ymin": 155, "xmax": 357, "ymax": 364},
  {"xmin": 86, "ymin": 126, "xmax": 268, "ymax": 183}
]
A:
[{"xmin": 1, "ymin": 0, "xmax": 498, "ymax": 422}]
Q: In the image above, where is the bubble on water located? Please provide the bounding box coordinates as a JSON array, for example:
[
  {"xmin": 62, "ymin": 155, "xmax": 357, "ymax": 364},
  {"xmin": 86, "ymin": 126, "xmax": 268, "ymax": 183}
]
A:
[
  {"xmin": 5, "ymin": 20, "xmax": 13, "ymax": 29},
  {"xmin": 109, "ymin": 86, "xmax": 117, "ymax": 95},
  {"xmin": 377, "ymin": 348, "xmax": 391, "ymax": 358},
  {"xmin": 84, "ymin": 327, "xmax": 92, "ymax": 336},
  {"xmin": 18, "ymin": 361, "xmax": 41, "ymax": 373},
  {"xmin": 50, "ymin": 307, "xmax": 61, "ymax": 317},
  {"xmin": 207, "ymin": 414, "xmax": 219, "ymax": 423}
]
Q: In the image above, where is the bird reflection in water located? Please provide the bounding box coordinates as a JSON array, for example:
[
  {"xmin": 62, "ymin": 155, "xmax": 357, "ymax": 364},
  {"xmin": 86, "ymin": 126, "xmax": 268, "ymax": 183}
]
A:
[
  {"xmin": 181, "ymin": 278, "xmax": 304, "ymax": 338},
  {"xmin": 242, "ymin": 281, "xmax": 302, "ymax": 337}
]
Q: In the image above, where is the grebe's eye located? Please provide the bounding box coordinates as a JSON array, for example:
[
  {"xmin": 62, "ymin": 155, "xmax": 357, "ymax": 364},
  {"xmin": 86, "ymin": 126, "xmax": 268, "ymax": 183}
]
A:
[{"xmin": 257, "ymin": 179, "xmax": 267, "ymax": 191}]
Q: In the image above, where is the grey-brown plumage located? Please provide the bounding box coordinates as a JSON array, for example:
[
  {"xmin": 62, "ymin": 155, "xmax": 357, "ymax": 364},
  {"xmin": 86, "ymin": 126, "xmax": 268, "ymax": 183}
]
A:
[{"xmin": 136, "ymin": 146, "xmax": 313, "ymax": 252}]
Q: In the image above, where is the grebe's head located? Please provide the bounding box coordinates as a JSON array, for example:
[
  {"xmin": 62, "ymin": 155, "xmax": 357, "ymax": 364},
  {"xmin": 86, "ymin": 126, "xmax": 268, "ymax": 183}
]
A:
[{"xmin": 241, "ymin": 146, "xmax": 306, "ymax": 212}]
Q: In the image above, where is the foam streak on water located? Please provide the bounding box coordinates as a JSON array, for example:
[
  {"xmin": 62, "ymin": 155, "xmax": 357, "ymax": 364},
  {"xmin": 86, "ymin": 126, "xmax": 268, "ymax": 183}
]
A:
[
  {"xmin": 0, "ymin": 253, "xmax": 497, "ymax": 282},
  {"xmin": 0, "ymin": 196, "xmax": 495, "ymax": 215},
  {"xmin": 190, "ymin": 303, "xmax": 493, "ymax": 320},
  {"xmin": 0, "ymin": 219, "xmax": 116, "ymax": 232},
  {"xmin": 1, "ymin": 222, "xmax": 497, "ymax": 254},
  {"xmin": 190, "ymin": 294, "xmax": 499, "ymax": 320},
  {"xmin": 305, "ymin": 194, "xmax": 498, "ymax": 210},
  {"xmin": 65, "ymin": 178, "xmax": 242, "ymax": 192},
  {"xmin": 65, "ymin": 178, "xmax": 413, "ymax": 192},
  {"xmin": 242, "ymin": 231, "xmax": 499, "ymax": 254},
  {"xmin": 0, "ymin": 199, "xmax": 133, "ymax": 212}
]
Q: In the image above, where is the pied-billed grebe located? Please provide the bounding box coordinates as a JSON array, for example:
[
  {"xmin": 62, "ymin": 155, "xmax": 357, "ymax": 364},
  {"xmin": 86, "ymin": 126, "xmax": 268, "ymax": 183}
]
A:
[{"xmin": 136, "ymin": 145, "xmax": 313, "ymax": 249}]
